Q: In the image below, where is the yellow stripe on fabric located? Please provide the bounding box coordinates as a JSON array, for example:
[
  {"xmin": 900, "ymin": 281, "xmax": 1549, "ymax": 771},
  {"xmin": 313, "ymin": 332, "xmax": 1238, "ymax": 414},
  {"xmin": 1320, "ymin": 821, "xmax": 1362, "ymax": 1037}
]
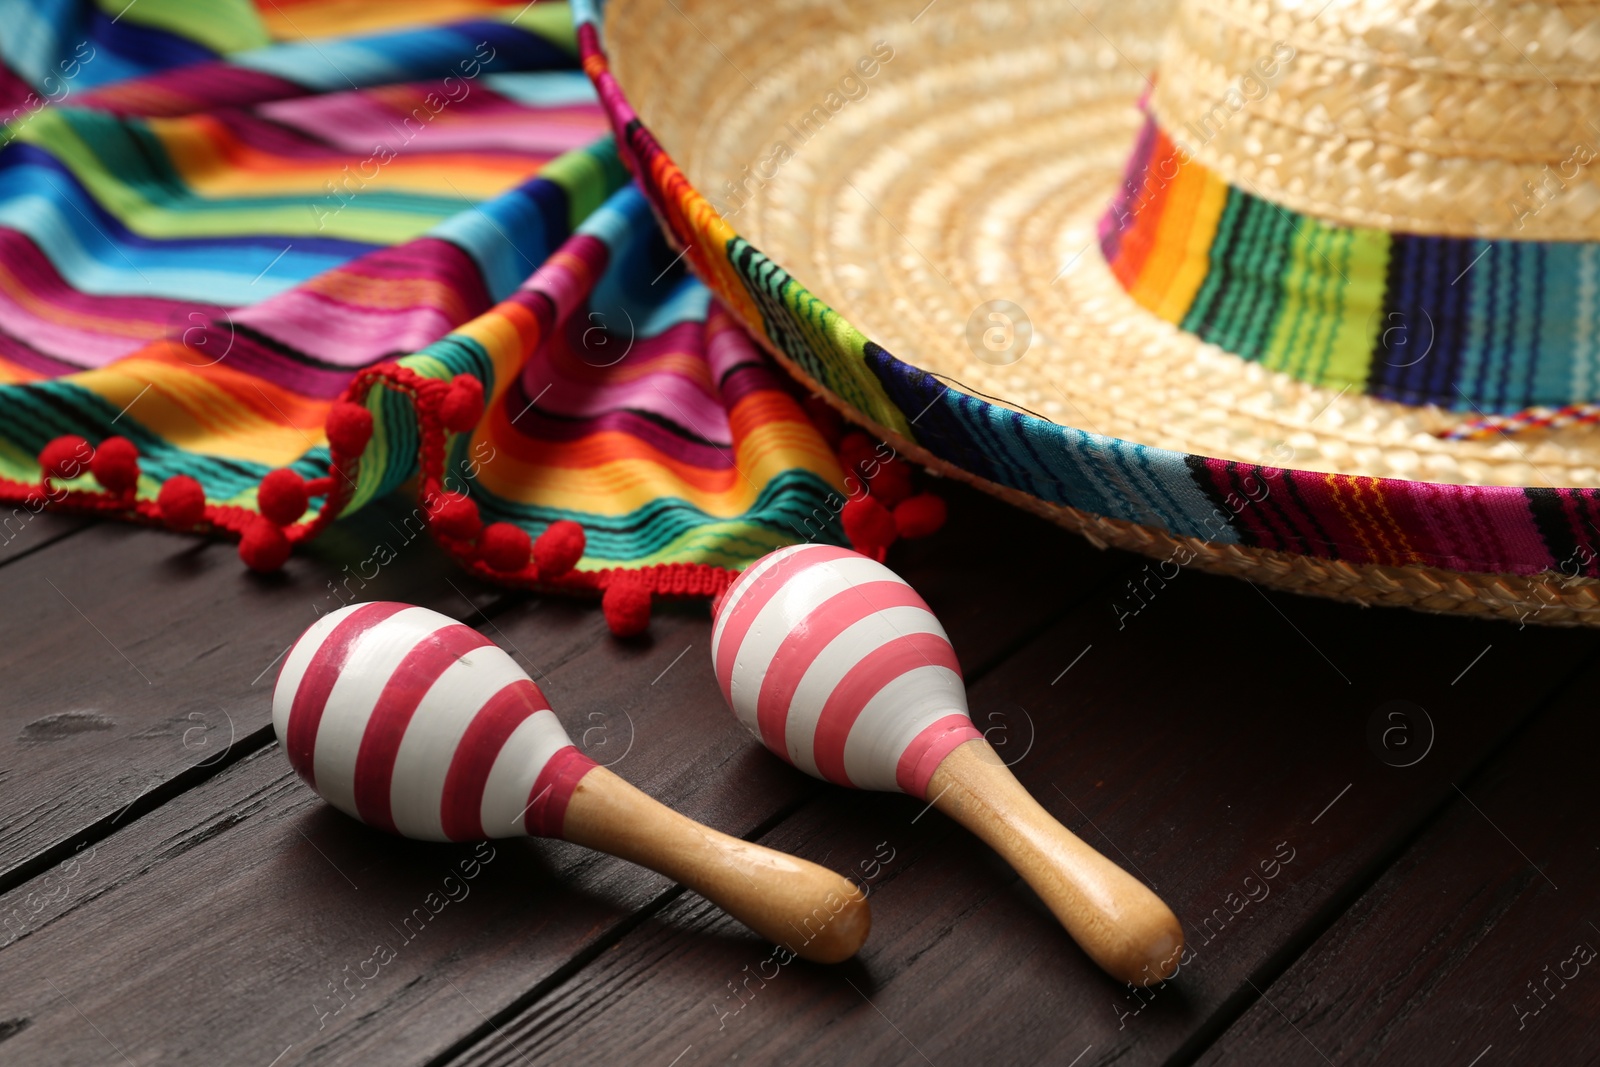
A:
[
  {"xmin": 454, "ymin": 310, "xmax": 536, "ymax": 387},
  {"xmin": 473, "ymin": 421, "xmax": 837, "ymax": 518},
  {"xmin": 72, "ymin": 356, "xmax": 328, "ymax": 465},
  {"xmin": 587, "ymin": 521, "xmax": 796, "ymax": 570},
  {"xmin": 256, "ymin": 1, "xmax": 576, "ymax": 44},
  {"xmin": 153, "ymin": 116, "xmax": 539, "ymax": 201}
]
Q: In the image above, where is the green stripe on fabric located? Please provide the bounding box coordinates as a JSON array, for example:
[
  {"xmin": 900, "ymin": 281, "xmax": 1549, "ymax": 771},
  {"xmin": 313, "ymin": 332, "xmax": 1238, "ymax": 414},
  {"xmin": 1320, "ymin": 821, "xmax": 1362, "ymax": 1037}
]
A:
[
  {"xmin": 541, "ymin": 136, "xmax": 628, "ymax": 229},
  {"xmin": 1209, "ymin": 194, "xmax": 1272, "ymax": 356},
  {"xmin": 1179, "ymin": 187, "xmax": 1246, "ymax": 337},
  {"xmin": 1268, "ymin": 218, "xmax": 1334, "ymax": 379},
  {"xmin": 20, "ymin": 109, "xmax": 458, "ymax": 243},
  {"xmin": 726, "ymin": 236, "xmax": 913, "ymax": 441},
  {"xmin": 1234, "ymin": 202, "xmax": 1296, "ymax": 362},
  {"xmin": 491, "ymin": 3, "xmax": 580, "ymax": 52},
  {"xmin": 106, "ymin": 0, "xmax": 271, "ymax": 54},
  {"xmin": 1313, "ymin": 226, "xmax": 1388, "ymax": 390}
]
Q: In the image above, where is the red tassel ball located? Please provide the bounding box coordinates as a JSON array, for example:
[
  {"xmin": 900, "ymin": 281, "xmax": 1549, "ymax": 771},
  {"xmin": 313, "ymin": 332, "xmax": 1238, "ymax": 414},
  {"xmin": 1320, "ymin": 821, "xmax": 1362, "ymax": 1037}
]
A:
[
  {"xmin": 838, "ymin": 432, "xmax": 878, "ymax": 478},
  {"xmin": 870, "ymin": 459, "xmax": 914, "ymax": 509},
  {"xmin": 602, "ymin": 581, "xmax": 652, "ymax": 637},
  {"xmin": 258, "ymin": 468, "xmax": 308, "ymax": 527},
  {"xmin": 479, "ymin": 522, "xmax": 531, "ymax": 572},
  {"xmin": 91, "ymin": 436, "xmax": 140, "ymax": 494},
  {"xmin": 893, "ymin": 493, "xmax": 947, "ymax": 539},
  {"xmin": 440, "ymin": 374, "xmax": 485, "ymax": 433},
  {"xmin": 39, "ymin": 435, "xmax": 92, "ymax": 482},
  {"xmin": 533, "ymin": 520, "xmax": 586, "ymax": 578},
  {"xmin": 430, "ymin": 495, "xmax": 482, "ymax": 541},
  {"xmin": 841, "ymin": 495, "xmax": 896, "ymax": 561},
  {"xmin": 326, "ymin": 401, "xmax": 374, "ymax": 457},
  {"xmin": 157, "ymin": 475, "xmax": 206, "ymax": 529},
  {"xmin": 239, "ymin": 516, "xmax": 291, "ymax": 572}
]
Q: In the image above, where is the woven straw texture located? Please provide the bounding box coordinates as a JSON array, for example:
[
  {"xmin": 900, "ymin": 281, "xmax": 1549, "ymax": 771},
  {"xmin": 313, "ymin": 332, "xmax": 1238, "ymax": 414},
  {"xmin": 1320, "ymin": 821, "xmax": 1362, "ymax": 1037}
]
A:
[
  {"xmin": 591, "ymin": 0, "xmax": 1600, "ymax": 624},
  {"xmin": 1155, "ymin": 0, "xmax": 1600, "ymax": 240}
]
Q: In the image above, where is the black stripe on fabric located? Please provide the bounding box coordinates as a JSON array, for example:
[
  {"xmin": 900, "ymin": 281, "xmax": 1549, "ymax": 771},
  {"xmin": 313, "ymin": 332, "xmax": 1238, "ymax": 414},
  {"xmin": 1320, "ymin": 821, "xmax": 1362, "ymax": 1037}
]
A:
[
  {"xmin": 1426, "ymin": 237, "xmax": 1470, "ymax": 407},
  {"xmin": 1180, "ymin": 452, "xmax": 1239, "ymax": 544},
  {"xmin": 1235, "ymin": 203, "xmax": 1294, "ymax": 363},
  {"xmin": 1188, "ymin": 189, "xmax": 1253, "ymax": 344},
  {"xmin": 1470, "ymin": 241, "xmax": 1501, "ymax": 409},
  {"xmin": 1366, "ymin": 229, "xmax": 1408, "ymax": 400},
  {"xmin": 1521, "ymin": 244, "xmax": 1545, "ymax": 410},
  {"xmin": 1278, "ymin": 464, "xmax": 1341, "ymax": 560},
  {"xmin": 1522, "ymin": 487, "xmax": 1598, "ymax": 575}
]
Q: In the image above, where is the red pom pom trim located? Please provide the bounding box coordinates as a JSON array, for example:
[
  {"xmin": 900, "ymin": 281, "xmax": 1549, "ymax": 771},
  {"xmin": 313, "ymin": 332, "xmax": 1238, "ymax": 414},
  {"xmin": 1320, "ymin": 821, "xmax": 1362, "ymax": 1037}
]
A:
[
  {"xmin": 325, "ymin": 401, "xmax": 373, "ymax": 457},
  {"xmin": 893, "ymin": 493, "xmax": 948, "ymax": 540},
  {"xmin": 837, "ymin": 432, "xmax": 877, "ymax": 479},
  {"xmin": 157, "ymin": 475, "xmax": 207, "ymax": 529},
  {"xmin": 239, "ymin": 515, "xmax": 291, "ymax": 572},
  {"xmin": 534, "ymin": 519, "xmax": 586, "ymax": 578},
  {"xmin": 0, "ymin": 362, "xmax": 752, "ymax": 641},
  {"xmin": 258, "ymin": 468, "xmax": 309, "ymax": 527},
  {"xmin": 40, "ymin": 436, "xmax": 92, "ymax": 482},
  {"xmin": 439, "ymin": 374, "xmax": 485, "ymax": 433},
  {"xmin": 602, "ymin": 581, "xmax": 652, "ymax": 637},
  {"xmin": 870, "ymin": 459, "xmax": 914, "ymax": 509},
  {"xmin": 479, "ymin": 522, "xmax": 531, "ymax": 572},
  {"xmin": 430, "ymin": 494, "xmax": 482, "ymax": 541},
  {"xmin": 841, "ymin": 495, "xmax": 897, "ymax": 561},
  {"xmin": 91, "ymin": 436, "xmax": 140, "ymax": 495}
]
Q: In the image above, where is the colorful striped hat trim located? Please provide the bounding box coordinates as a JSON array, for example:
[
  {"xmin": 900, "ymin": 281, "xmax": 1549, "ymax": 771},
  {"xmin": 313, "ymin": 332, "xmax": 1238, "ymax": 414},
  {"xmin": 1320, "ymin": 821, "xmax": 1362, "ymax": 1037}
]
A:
[{"xmin": 1100, "ymin": 114, "xmax": 1600, "ymax": 416}]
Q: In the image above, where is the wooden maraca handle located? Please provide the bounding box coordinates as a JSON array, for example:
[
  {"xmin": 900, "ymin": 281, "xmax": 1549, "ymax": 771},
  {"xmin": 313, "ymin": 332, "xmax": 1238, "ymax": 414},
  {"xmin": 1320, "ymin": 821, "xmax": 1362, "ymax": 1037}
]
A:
[
  {"xmin": 929, "ymin": 739, "xmax": 1182, "ymax": 985},
  {"xmin": 561, "ymin": 766, "xmax": 870, "ymax": 963}
]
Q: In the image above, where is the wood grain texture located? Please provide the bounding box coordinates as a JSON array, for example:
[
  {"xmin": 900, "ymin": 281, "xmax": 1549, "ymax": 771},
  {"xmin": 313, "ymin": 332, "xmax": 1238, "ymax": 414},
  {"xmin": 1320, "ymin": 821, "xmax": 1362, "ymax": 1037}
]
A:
[
  {"xmin": 562, "ymin": 766, "xmax": 871, "ymax": 963},
  {"xmin": 448, "ymin": 567, "xmax": 1600, "ymax": 1067},
  {"xmin": 0, "ymin": 511, "xmax": 84, "ymax": 566},
  {"xmin": 0, "ymin": 502, "xmax": 505, "ymax": 888},
  {"xmin": 1193, "ymin": 655, "xmax": 1600, "ymax": 1067},
  {"xmin": 0, "ymin": 483, "xmax": 1098, "ymax": 1065},
  {"xmin": 929, "ymin": 737, "xmax": 1183, "ymax": 985}
]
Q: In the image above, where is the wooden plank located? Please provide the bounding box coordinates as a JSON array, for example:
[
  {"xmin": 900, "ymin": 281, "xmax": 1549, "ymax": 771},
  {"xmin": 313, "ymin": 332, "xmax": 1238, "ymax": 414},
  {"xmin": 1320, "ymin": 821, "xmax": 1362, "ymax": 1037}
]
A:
[
  {"xmin": 446, "ymin": 568, "xmax": 1600, "ymax": 1067},
  {"xmin": 0, "ymin": 500, "xmax": 507, "ymax": 889},
  {"xmin": 0, "ymin": 484, "xmax": 1109, "ymax": 1065},
  {"xmin": 1191, "ymin": 656, "xmax": 1600, "ymax": 1067},
  {"xmin": 0, "ymin": 608, "xmax": 710, "ymax": 1067},
  {"xmin": 0, "ymin": 512, "xmax": 85, "ymax": 567}
]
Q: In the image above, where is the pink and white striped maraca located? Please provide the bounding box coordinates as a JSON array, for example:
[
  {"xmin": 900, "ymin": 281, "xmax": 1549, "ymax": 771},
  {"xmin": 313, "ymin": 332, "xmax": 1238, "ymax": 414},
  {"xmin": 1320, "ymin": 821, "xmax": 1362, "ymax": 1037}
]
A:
[
  {"xmin": 712, "ymin": 545, "xmax": 1182, "ymax": 984},
  {"xmin": 275, "ymin": 602, "xmax": 870, "ymax": 963}
]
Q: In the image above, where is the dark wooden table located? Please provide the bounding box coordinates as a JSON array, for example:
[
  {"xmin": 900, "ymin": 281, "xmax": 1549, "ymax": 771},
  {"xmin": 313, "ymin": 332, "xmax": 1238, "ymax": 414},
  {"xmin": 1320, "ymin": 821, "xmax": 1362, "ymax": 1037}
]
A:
[{"xmin": 2, "ymin": 479, "xmax": 1596, "ymax": 1066}]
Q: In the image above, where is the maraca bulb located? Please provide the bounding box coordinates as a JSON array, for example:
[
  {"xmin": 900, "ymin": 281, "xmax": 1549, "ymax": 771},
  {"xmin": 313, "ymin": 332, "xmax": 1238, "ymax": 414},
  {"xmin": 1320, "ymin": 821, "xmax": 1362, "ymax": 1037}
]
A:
[
  {"xmin": 273, "ymin": 602, "xmax": 592, "ymax": 842},
  {"xmin": 712, "ymin": 544, "xmax": 980, "ymax": 795}
]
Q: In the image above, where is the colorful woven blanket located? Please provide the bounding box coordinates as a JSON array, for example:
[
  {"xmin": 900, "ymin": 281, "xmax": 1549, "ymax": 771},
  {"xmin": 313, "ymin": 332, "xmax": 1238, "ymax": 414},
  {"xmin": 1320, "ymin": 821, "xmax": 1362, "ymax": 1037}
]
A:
[{"xmin": 0, "ymin": 1, "xmax": 935, "ymax": 633}]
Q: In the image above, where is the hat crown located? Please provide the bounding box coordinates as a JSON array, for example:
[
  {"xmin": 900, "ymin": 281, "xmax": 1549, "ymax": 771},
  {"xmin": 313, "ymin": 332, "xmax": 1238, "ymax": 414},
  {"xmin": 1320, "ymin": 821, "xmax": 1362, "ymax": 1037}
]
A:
[{"xmin": 1152, "ymin": 0, "xmax": 1600, "ymax": 240}]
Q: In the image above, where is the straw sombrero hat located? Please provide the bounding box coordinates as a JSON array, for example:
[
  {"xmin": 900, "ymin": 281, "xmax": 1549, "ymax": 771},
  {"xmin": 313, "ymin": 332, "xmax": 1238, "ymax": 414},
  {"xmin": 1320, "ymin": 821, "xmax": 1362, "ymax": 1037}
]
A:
[{"xmin": 576, "ymin": 0, "xmax": 1600, "ymax": 625}]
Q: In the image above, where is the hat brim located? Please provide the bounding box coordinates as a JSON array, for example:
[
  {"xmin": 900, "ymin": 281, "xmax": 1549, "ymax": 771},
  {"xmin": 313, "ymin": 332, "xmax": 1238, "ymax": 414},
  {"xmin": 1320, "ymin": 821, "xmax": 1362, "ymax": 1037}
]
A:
[{"xmin": 582, "ymin": 0, "xmax": 1600, "ymax": 625}]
